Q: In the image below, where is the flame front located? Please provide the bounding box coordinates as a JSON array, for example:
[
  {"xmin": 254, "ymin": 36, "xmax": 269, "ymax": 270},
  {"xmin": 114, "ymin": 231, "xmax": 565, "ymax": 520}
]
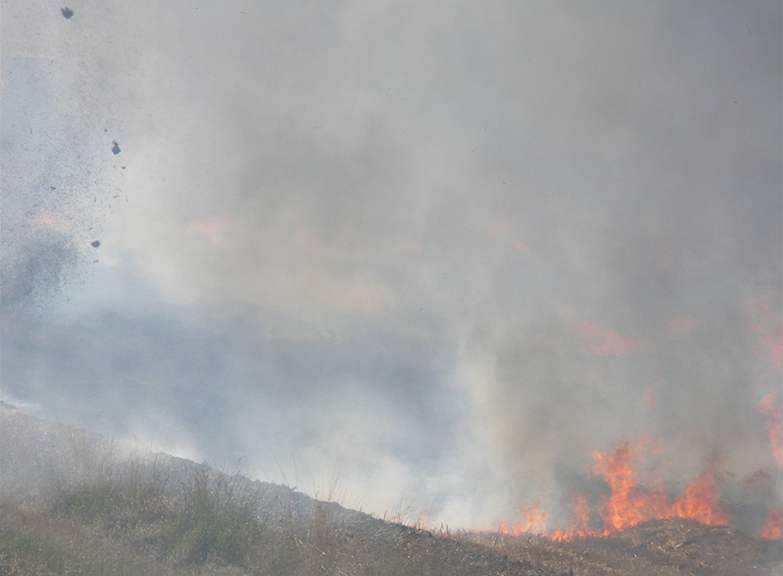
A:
[
  {"xmin": 593, "ymin": 442, "xmax": 667, "ymax": 532},
  {"xmin": 590, "ymin": 441, "xmax": 727, "ymax": 535},
  {"xmin": 760, "ymin": 509, "xmax": 783, "ymax": 540},
  {"xmin": 668, "ymin": 469, "xmax": 728, "ymax": 526},
  {"xmin": 500, "ymin": 439, "xmax": 729, "ymax": 540},
  {"xmin": 500, "ymin": 504, "xmax": 548, "ymax": 536},
  {"xmin": 549, "ymin": 495, "xmax": 590, "ymax": 542},
  {"xmin": 496, "ymin": 395, "xmax": 783, "ymax": 541}
]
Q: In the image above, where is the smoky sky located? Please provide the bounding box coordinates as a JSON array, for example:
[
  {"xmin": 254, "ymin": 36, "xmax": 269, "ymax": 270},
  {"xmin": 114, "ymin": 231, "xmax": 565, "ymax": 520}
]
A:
[{"xmin": 2, "ymin": 0, "xmax": 781, "ymax": 527}]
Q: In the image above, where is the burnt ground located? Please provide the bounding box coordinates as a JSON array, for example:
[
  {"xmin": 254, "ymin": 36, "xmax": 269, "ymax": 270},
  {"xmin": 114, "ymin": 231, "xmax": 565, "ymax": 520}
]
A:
[{"xmin": 2, "ymin": 403, "xmax": 782, "ymax": 575}]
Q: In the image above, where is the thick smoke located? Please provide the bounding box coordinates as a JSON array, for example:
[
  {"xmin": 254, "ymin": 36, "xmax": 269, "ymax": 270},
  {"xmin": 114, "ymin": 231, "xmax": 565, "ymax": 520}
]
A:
[{"xmin": 2, "ymin": 0, "xmax": 781, "ymax": 529}]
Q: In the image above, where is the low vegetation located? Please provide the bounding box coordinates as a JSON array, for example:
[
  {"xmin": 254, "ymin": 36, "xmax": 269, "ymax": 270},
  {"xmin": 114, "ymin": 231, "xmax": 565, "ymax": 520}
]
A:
[
  {"xmin": 3, "ymin": 407, "xmax": 782, "ymax": 575},
  {"xmin": 1, "ymin": 459, "xmax": 266, "ymax": 575},
  {"xmin": 1, "ymin": 436, "xmax": 544, "ymax": 576}
]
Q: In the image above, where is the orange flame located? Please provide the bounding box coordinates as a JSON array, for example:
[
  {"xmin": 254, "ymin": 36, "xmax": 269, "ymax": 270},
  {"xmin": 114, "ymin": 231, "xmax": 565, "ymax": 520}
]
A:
[
  {"xmin": 592, "ymin": 442, "xmax": 728, "ymax": 533},
  {"xmin": 498, "ymin": 439, "xmax": 729, "ymax": 540},
  {"xmin": 592, "ymin": 442, "xmax": 666, "ymax": 532},
  {"xmin": 759, "ymin": 392, "xmax": 783, "ymax": 466},
  {"xmin": 549, "ymin": 495, "xmax": 591, "ymax": 541},
  {"xmin": 504, "ymin": 504, "xmax": 548, "ymax": 536},
  {"xmin": 493, "ymin": 390, "xmax": 783, "ymax": 542},
  {"xmin": 668, "ymin": 468, "xmax": 729, "ymax": 526},
  {"xmin": 760, "ymin": 509, "xmax": 783, "ymax": 540}
]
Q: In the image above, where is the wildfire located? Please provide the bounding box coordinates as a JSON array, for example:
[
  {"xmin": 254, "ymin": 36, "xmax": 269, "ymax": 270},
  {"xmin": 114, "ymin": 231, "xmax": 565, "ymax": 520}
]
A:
[
  {"xmin": 500, "ymin": 439, "xmax": 729, "ymax": 540},
  {"xmin": 594, "ymin": 442, "xmax": 728, "ymax": 533},
  {"xmin": 760, "ymin": 509, "xmax": 783, "ymax": 540},
  {"xmin": 758, "ymin": 391, "xmax": 783, "ymax": 466},
  {"xmin": 549, "ymin": 495, "xmax": 590, "ymax": 541},
  {"xmin": 500, "ymin": 504, "xmax": 548, "ymax": 536},
  {"xmin": 667, "ymin": 468, "xmax": 728, "ymax": 526},
  {"xmin": 593, "ymin": 442, "xmax": 665, "ymax": 532},
  {"xmin": 495, "ymin": 393, "xmax": 783, "ymax": 542}
]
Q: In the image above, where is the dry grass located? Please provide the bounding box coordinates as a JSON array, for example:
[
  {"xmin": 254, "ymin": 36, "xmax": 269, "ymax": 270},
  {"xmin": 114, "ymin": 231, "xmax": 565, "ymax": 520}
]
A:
[{"xmin": 0, "ymin": 408, "xmax": 565, "ymax": 575}]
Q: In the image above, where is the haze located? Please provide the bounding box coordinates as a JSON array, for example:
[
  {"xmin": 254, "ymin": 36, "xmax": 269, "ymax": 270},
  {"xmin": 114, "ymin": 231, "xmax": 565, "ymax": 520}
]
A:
[{"xmin": 1, "ymin": 0, "xmax": 781, "ymax": 530}]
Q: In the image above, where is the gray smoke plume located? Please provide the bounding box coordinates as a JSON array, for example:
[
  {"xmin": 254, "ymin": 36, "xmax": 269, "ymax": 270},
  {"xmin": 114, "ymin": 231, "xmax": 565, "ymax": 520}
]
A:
[{"xmin": 2, "ymin": 0, "xmax": 781, "ymax": 530}]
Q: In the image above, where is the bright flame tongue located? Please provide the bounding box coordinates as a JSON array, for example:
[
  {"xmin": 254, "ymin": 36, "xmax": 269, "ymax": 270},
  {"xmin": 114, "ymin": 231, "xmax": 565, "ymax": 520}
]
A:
[
  {"xmin": 669, "ymin": 469, "xmax": 728, "ymax": 525},
  {"xmin": 593, "ymin": 442, "xmax": 728, "ymax": 533},
  {"xmin": 593, "ymin": 442, "xmax": 666, "ymax": 532},
  {"xmin": 503, "ymin": 439, "xmax": 729, "ymax": 540},
  {"xmin": 498, "ymin": 394, "xmax": 783, "ymax": 541}
]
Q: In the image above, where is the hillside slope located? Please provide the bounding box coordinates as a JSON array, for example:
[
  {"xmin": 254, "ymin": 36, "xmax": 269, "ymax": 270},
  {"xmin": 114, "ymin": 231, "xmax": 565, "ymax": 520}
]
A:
[
  {"xmin": 0, "ymin": 403, "xmax": 556, "ymax": 576},
  {"xmin": 2, "ymin": 403, "xmax": 782, "ymax": 575}
]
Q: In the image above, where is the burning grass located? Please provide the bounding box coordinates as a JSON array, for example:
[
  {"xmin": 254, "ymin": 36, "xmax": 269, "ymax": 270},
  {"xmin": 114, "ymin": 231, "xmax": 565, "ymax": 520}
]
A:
[
  {"xmin": 2, "ymin": 405, "xmax": 782, "ymax": 575},
  {"xmin": 496, "ymin": 437, "xmax": 779, "ymax": 542}
]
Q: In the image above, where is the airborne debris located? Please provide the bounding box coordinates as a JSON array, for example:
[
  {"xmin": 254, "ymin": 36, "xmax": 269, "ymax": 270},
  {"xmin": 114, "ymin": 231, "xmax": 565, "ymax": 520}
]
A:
[
  {"xmin": 90, "ymin": 240, "xmax": 101, "ymax": 248},
  {"xmin": 111, "ymin": 141, "xmax": 121, "ymax": 155},
  {"xmin": 61, "ymin": 7, "xmax": 74, "ymax": 19}
]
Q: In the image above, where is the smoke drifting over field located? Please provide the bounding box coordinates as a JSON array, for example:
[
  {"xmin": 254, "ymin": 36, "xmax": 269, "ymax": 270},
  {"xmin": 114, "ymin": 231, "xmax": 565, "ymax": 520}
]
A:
[{"xmin": 2, "ymin": 0, "xmax": 781, "ymax": 531}]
